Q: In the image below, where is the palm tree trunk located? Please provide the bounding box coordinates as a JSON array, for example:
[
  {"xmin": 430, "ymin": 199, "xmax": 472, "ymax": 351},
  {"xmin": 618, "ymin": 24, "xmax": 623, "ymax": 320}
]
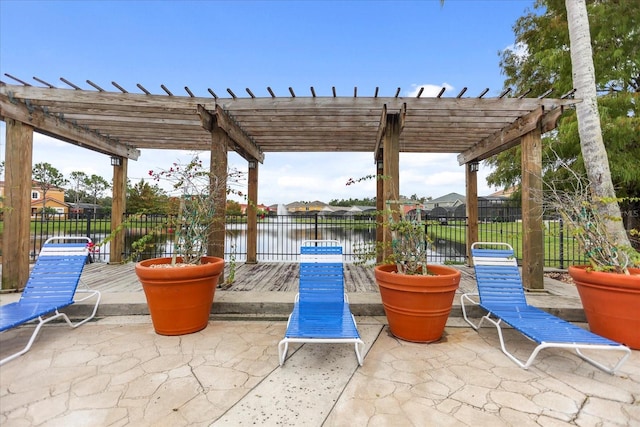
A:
[{"xmin": 565, "ymin": 0, "xmax": 630, "ymax": 247}]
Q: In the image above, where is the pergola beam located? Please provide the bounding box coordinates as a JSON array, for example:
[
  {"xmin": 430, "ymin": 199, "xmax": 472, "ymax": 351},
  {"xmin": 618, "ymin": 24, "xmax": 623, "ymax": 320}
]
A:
[
  {"xmin": 456, "ymin": 107, "xmax": 544, "ymax": 165},
  {"xmin": 373, "ymin": 104, "xmax": 387, "ymax": 160},
  {"xmin": 1, "ymin": 84, "xmax": 577, "ymax": 155},
  {"xmin": 0, "ymin": 93, "xmax": 140, "ymax": 160},
  {"xmin": 456, "ymin": 106, "xmax": 568, "ymax": 165},
  {"xmin": 197, "ymin": 104, "xmax": 264, "ymax": 163}
]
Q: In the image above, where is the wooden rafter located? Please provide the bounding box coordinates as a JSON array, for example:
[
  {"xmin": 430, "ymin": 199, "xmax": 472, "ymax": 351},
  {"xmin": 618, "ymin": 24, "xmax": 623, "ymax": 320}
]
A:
[
  {"xmin": 0, "ymin": 92, "xmax": 140, "ymax": 159},
  {"xmin": 0, "ymin": 81, "xmax": 577, "ymax": 159}
]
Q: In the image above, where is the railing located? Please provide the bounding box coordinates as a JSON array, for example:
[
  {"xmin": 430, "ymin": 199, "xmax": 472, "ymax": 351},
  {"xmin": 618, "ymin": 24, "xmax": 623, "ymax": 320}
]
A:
[
  {"xmin": 15, "ymin": 210, "xmax": 588, "ymax": 267},
  {"xmin": 426, "ymin": 213, "xmax": 587, "ymax": 268}
]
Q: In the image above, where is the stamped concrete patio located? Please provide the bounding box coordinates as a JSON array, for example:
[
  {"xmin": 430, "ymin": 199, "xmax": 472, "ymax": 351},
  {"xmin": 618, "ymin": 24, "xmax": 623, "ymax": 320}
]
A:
[
  {"xmin": 1, "ymin": 314, "xmax": 639, "ymax": 426},
  {"xmin": 1, "ymin": 263, "xmax": 638, "ymax": 426}
]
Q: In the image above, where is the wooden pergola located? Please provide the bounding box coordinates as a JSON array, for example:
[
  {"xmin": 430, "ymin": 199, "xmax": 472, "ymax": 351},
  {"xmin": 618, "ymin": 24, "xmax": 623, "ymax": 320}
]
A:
[{"xmin": 0, "ymin": 77, "xmax": 578, "ymax": 291}]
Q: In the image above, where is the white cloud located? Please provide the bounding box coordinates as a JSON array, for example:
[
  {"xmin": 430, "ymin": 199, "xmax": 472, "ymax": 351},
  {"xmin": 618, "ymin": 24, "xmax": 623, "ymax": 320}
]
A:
[
  {"xmin": 406, "ymin": 83, "xmax": 455, "ymax": 98},
  {"xmin": 505, "ymin": 42, "xmax": 528, "ymax": 60}
]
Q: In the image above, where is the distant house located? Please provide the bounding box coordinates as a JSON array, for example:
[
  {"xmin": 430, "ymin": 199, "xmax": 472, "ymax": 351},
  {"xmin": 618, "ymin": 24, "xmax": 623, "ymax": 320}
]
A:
[
  {"xmin": 237, "ymin": 203, "xmax": 270, "ymax": 215},
  {"xmin": 424, "ymin": 192, "xmax": 466, "ymax": 211},
  {"xmin": 30, "ymin": 183, "xmax": 69, "ymax": 217},
  {"xmin": 347, "ymin": 205, "xmax": 376, "ymax": 217},
  {"xmin": 286, "ymin": 200, "xmax": 328, "ymax": 215},
  {"xmin": 421, "ymin": 188, "xmax": 520, "ymax": 222},
  {"xmin": 319, "ymin": 205, "xmax": 345, "ymax": 215},
  {"xmin": 0, "ymin": 181, "xmax": 69, "ymax": 218},
  {"xmin": 68, "ymin": 202, "xmax": 105, "ymax": 219}
]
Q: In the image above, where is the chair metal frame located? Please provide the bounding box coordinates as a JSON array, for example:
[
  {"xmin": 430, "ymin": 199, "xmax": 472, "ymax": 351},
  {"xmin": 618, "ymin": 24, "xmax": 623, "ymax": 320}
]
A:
[
  {"xmin": 278, "ymin": 240, "xmax": 364, "ymax": 366},
  {"xmin": 0, "ymin": 236, "xmax": 101, "ymax": 365},
  {"xmin": 461, "ymin": 242, "xmax": 630, "ymax": 374}
]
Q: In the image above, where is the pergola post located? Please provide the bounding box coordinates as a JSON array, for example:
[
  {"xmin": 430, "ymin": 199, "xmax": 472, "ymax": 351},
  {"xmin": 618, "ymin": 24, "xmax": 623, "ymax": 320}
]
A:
[
  {"xmin": 109, "ymin": 157, "xmax": 127, "ymax": 264},
  {"xmin": 375, "ymin": 157, "xmax": 384, "ymax": 264},
  {"xmin": 209, "ymin": 127, "xmax": 228, "ymax": 265},
  {"xmin": 521, "ymin": 126, "xmax": 544, "ymax": 291},
  {"xmin": 2, "ymin": 119, "xmax": 33, "ymax": 290},
  {"xmin": 381, "ymin": 113, "xmax": 401, "ymax": 262},
  {"xmin": 465, "ymin": 161, "xmax": 479, "ymax": 266},
  {"xmin": 246, "ymin": 160, "xmax": 259, "ymax": 264}
]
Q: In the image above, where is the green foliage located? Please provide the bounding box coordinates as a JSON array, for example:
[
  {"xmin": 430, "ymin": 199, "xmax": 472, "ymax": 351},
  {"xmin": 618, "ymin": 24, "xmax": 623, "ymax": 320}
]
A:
[
  {"xmin": 545, "ymin": 162, "xmax": 640, "ymax": 273},
  {"xmin": 97, "ymin": 155, "xmax": 245, "ymax": 265},
  {"xmin": 353, "ymin": 201, "xmax": 434, "ymax": 275},
  {"xmin": 329, "ymin": 197, "xmax": 376, "ymax": 207},
  {"xmin": 488, "ymin": 0, "xmax": 640, "ymax": 198},
  {"xmin": 32, "ymin": 162, "xmax": 68, "ymax": 216},
  {"xmin": 68, "ymin": 171, "xmax": 89, "ymax": 206},
  {"xmin": 225, "ymin": 243, "xmax": 237, "ymax": 285},
  {"xmin": 84, "ymin": 174, "xmax": 110, "ymax": 202},
  {"xmin": 500, "ymin": 0, "xmax": 639, "ymax": 96},
  {"xmin": 225, "ymin": 200, "xmax": 243, "ymax": 215},
  {"xmin": 127, "ymin": 179, "xmax": 169, "ymax": 214},
  {"xmin": 33, "ymin": 162, "xmax": 68, "ymax": 194}
]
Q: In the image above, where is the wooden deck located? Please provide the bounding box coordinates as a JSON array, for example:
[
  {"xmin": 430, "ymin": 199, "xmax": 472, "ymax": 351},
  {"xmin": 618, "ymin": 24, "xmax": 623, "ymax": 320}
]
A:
[{"xmin": 80, "ymin": 261, "xmax": 479, "ymax": 294}]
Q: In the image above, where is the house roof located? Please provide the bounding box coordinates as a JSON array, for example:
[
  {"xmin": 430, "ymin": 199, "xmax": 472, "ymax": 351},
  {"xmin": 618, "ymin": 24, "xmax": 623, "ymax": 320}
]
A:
[{"xmin": 430, "ymin": 192, "xmax": 466, "ymax": 204}]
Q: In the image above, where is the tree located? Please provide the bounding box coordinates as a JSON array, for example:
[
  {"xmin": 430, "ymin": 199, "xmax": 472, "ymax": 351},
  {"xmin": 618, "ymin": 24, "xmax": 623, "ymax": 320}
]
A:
[
  {"xmin": 329, "ymin": 197, "xmax": 376, "ymax": 207},
  {"xmin": 32, "ymin": 162, "xmax": 68, "ymax": 218},
  {"xmin": 226, "ymin": 200, "xmax": 242, "ymax": 215},
  {"xmin": 84, "ymin": 174, "xmax": 110, "ymax": 219},
  {"xmin": 127, "ymin": 179, "xmax": 169, "ymax": 213},
  {"xmin": 489, "ymin": 0, "xmax": 638, "ymax": 243},
  {"xmin": 68, "ymin": 171, "xmax": 88, "ymax": 218},
  {"xmin": 565, "ymin": 0, "xmax": 629, "ymax": 247}
]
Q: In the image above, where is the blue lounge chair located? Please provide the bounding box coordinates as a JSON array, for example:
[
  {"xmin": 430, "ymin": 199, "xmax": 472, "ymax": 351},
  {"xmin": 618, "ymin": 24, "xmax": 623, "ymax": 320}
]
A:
[
  {"xmin": 0, "ymin": 236, "xmax": 101, "ymax": 365},
  {"xmin": 278, "ymin": 240, "xmax": 364, "ymax": 366},
  {"xmin": 461, "ymin": 242, "xmax": 630, "ymax": 374}
]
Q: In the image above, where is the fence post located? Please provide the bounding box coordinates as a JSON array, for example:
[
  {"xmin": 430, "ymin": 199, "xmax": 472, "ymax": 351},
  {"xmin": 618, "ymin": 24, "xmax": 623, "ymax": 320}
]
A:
[
  {"xmin": 86, "ymin": 216, "xmax": 92, "ymax": 240},
  {"xmin": 314, "ymin": 213, "xmax": 319, "ymax": 240},
  {"xmin": 559, "ymin": 218, "xmax": 564, "ymax": 270}
]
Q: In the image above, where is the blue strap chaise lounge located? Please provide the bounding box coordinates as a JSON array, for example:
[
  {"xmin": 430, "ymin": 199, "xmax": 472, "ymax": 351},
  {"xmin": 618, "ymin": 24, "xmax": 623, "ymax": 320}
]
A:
[
  {"xmin": 0, "ymin": 236, "xmax": 101, "ymax": 365},
  {"xmin": 278, "ymin": 240, "xmax": 364, "ymax": 366},
  {"xmin": 461, "ymin": 242, "xmax": 630, "ymax": 374}
]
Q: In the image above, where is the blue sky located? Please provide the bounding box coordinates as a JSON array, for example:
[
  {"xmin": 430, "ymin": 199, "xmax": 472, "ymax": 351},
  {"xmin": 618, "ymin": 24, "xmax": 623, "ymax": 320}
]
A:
[{"xmin": 0, "ymin": 0, "xmax": 534, "ymax": 206}]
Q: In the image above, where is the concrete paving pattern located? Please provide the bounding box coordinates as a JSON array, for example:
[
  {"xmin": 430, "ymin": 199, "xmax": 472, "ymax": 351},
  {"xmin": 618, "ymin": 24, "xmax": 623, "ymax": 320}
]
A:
[{"xmin": 1, "ymin": 316, "xmax": 638, "ymax": 426}]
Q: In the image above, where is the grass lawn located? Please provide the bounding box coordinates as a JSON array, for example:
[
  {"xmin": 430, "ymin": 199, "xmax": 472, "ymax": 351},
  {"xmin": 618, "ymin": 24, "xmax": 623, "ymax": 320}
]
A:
[{"xmin": 428, "ymin": 220, "xmax": 586, "ymax": 266}]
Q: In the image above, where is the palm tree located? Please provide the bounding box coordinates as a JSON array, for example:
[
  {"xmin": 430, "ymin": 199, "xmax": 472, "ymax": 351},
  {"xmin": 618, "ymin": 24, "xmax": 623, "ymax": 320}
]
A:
[{"xmin": 565, "ymin": 0, "xmax": 630, "ymax": 247}]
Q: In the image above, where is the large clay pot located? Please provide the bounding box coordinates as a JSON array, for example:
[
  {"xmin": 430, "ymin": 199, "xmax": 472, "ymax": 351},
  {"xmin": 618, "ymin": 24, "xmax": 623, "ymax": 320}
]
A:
[
  {"xmin": 135, "ymin": 256, "xmax": 224, "ymax": 336},
  {"xmin": 568, "ymin": 266, "xmax": 640, "ymax": 349},
  {"xmin": 374, "ymin": 264, "xmax": 461, "ymax": 342}
]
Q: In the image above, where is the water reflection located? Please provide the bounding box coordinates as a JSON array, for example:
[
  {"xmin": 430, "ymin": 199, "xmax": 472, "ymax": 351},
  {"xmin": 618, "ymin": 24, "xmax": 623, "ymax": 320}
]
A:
[{"xmin": 79, "ymin": 216, "xmax": 463, "ymax": 264}]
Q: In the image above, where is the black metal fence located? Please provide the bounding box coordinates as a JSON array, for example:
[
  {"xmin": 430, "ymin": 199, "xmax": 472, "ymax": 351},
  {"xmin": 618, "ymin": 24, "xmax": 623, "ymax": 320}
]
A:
[{"xmin": 15, "ymin": 208, "xmax": 588, "ymax": 268}]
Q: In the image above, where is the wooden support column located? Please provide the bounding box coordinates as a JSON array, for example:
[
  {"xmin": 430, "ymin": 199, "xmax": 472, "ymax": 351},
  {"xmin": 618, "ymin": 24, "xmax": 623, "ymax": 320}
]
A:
[
  {"xmin": 246, "ymin": 160, "xmax": 259, "ymax": 264},
  {"xmin": 382, "ymin": 113, "xmax": 401, "ymax": 262},
  {"xmin": 521, "ymin": 126, "xmax": 544, "ymax": 291},
  {"xmin": 465, "ymin": 161, "xmax": 479, "ymax": 266},
  {"xmin": 209, "ymin": 127, "xmax": 228, "ymax": 267},
  {"xmin": 109, "ymin": 157, "xmax": 127, "ymax": 264},
  {"xmin": 2, "ymin": 119, "xmax": 33, "ymax": 290},
  {"xmin": 375, "ymin": 157, "xmax": 384, "ymax": 263}
]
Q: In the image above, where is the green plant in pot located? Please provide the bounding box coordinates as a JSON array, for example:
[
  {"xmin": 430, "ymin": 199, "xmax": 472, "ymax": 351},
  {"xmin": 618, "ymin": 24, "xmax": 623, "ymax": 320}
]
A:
[
  {"xmin": 103, "ymin": 155, "xmax": 244, "ymax": 336},
  {"xmin": 545, "ymin": 166, "xmax": 640, "ymax": 349},
  {"xmin": 358, "ymin": 200, "xmax": 461, "ymax": 343}
]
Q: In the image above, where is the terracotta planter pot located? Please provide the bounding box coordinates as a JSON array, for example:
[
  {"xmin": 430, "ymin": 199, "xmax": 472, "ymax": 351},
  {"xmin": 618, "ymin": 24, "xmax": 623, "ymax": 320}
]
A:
[
  {"xmin": 374, "ymin": 264, "xmax": 461, "ymax": 343},
  {"xmin": 135, "ymin": 256, "xmax": 225, "ymax": 336},
  {"xmin": 568, "ymin": 266, "xmax": 640, "ymax": 350}
]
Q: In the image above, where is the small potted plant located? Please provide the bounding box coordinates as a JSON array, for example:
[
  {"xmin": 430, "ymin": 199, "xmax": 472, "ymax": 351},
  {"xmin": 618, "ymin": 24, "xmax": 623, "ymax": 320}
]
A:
[
  {"xmin": 109, "ymin": 155, "xmax": 243, "ymax": 336},
  {"xmin": 545, "ymin": 167, "xmax": 640, "ymax": 349},
  {"xmin": 356, "ymin": 200, "xmax": 461, "ymax": 342}
]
